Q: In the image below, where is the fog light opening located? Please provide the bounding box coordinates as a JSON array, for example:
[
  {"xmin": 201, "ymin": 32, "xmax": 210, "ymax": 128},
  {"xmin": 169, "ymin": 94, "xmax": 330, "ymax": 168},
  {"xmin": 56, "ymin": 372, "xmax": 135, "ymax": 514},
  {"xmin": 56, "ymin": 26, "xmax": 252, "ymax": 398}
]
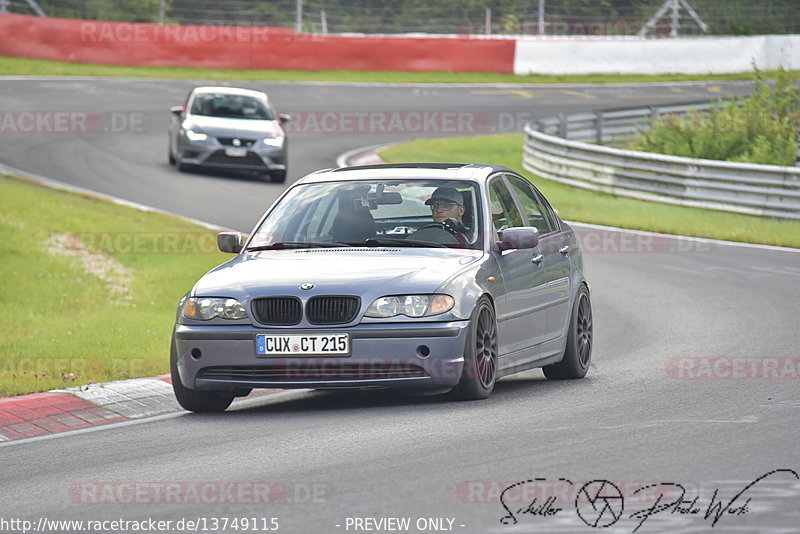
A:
[
  {"xmin": 417, "ymin": 345, "xmax": 431, "ymax": 358},
  {"xmin": 190, "ymin": 348, "xmax": 202, "ymax": 360}
]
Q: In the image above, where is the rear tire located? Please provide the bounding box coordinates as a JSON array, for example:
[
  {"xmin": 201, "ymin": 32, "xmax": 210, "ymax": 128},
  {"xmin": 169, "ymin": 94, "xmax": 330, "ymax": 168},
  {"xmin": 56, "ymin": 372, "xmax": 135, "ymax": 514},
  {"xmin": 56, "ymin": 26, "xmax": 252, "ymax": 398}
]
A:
[
  {"xmin": 452, "ymin": 297, "xmax": 498, "ymax": 400},
  {"xmin": 170, "ymin": 336, "xmax": 233, "ymax": 412},
  {"xmin": 543, "ymin": 284, "xmax": 592, "ymax": 380}
]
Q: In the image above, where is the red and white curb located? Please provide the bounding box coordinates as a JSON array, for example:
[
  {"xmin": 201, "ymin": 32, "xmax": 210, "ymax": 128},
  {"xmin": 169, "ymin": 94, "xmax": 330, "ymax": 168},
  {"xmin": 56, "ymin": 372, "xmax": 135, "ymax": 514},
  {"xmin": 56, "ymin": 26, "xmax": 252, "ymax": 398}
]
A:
[
  {"xmin": 0, "ymin": 376, "xmax": 284, "ymax": 442},
  {"xmin": 0, "ymin": 377, "xmax": 178, "ymax": 442}
]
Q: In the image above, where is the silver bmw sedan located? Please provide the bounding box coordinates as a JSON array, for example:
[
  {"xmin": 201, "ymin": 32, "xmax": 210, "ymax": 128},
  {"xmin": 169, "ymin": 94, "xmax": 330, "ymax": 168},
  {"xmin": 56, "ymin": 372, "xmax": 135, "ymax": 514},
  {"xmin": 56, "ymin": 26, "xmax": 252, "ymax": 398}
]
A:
[{"xmin": 171, "ymin": 163, "xmax": 592, "ymax": 411}]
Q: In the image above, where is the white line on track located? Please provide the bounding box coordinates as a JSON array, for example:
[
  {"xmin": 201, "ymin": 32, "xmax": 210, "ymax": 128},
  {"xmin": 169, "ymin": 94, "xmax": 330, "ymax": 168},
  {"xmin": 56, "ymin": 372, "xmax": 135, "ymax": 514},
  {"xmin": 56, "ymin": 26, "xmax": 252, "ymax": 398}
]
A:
[
  {"xmin": 0, "ymin": 162, "xmax": 229, "ymax": 231},
  {"xmin": 0, "ymin": 390, "xmax": 307, "ymax": 448}
]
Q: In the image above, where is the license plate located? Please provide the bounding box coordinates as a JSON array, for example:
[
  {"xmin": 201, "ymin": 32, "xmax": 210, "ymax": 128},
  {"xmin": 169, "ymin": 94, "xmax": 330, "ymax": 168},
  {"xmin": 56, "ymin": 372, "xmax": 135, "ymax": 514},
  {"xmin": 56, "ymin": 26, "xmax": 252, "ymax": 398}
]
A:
[
  {"xmin": 225, "ymin": 147, "xmax": 247, "ymax": 157},
  {"xmin": 256, "ymin": 334, "xmax": 350, "ymax": 356}
]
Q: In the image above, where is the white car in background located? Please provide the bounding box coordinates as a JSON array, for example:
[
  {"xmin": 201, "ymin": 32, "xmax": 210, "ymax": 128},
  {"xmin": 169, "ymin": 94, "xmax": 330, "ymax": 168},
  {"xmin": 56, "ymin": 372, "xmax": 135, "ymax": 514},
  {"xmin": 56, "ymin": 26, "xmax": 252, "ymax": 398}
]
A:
[{"xmin": 168, "ymin": 86, "xmax": 291, "ymax": 183}]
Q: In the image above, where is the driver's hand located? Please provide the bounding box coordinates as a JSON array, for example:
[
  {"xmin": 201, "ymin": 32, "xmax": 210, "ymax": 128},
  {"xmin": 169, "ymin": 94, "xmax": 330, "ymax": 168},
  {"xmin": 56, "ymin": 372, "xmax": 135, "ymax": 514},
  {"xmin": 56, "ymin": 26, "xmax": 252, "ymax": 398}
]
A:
[{"xmin": 442, "ymin": 218, "xmax": 468, "ymax": 235}]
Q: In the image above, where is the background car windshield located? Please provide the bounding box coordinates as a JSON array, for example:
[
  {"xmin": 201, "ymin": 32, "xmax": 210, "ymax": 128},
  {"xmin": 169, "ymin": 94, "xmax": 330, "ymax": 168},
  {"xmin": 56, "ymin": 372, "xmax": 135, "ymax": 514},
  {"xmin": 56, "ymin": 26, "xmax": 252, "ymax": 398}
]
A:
[
  {"xmin": 249, "ymin": 180, "xmax": 482, "ymax": 249},
  {"xmin": 191, "ymin": 93, "xmax": 273, "ymax": 120}
]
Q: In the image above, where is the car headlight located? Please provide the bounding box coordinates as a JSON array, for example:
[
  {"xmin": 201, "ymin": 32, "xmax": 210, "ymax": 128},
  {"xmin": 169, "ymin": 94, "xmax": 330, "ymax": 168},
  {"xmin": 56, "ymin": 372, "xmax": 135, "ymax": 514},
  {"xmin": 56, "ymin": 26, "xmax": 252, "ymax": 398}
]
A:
[
  {"xmin": 365, "ymin": 295, "xmax": 454, "ymax": 318},
  {"xmin": 184, "ymin": 129, "xmax": 208, "ymax": 142},
  {"xmin": 182, "ymin": 297, "xmax": 248, "ymax": 320},
  {"xmin": 262, "ymin": 134, "xmax": 284, "ymax": 147}
]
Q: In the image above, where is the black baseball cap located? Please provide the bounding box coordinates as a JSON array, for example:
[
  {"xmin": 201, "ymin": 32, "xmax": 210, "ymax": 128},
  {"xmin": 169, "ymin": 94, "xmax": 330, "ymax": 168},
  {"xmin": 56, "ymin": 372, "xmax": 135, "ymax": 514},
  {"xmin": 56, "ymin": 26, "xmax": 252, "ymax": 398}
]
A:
[{"xmin": 425, "ymin": 187, "xmax": 464, "ymax": 206}]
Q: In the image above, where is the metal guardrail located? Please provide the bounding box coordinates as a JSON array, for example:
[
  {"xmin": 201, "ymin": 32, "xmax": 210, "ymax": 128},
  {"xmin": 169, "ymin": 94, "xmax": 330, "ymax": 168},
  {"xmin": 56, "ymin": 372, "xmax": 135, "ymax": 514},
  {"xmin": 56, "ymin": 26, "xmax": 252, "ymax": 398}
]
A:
[{"xmin": 523, "ymin": 102, "xmax": 800, "ymax": 220}]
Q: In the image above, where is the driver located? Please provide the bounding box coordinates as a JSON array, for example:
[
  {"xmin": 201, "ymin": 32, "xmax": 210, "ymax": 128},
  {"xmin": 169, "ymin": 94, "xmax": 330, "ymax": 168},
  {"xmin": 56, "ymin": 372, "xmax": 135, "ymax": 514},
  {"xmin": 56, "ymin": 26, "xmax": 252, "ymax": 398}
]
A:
[
  {"xmin": 408, "ymin": 187, "xmax": 471, "ymax": 245},
  {"xmin": 426, "ymin": 187, "xmax": 466, "ymax": 226}
]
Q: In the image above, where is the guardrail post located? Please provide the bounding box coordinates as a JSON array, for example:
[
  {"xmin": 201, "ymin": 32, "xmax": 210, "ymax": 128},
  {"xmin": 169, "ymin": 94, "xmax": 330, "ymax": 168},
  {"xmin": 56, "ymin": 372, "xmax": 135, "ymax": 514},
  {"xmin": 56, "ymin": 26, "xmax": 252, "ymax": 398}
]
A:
[
  {"xmin": 558, "ymin": 113, "xmax": 567, "ymax": 138},
  {"xmin": 595, "ymin": 112, "xmax": 604, "ymax": 144},
  {"xmin": 796, "ymin": 126, "xmax": 800, "ymax": 167},
  {"xmin": 649, "ymin": 106, "xmax": 660, "ymax": 127}
]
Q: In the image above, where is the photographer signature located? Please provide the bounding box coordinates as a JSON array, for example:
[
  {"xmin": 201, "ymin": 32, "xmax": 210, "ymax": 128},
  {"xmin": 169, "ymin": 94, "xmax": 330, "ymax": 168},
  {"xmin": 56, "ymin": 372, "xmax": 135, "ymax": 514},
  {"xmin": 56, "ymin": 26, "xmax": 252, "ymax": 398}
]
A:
[{"xmin": 499, "ymin": 469, "xmax": 798, "ymax": 532}]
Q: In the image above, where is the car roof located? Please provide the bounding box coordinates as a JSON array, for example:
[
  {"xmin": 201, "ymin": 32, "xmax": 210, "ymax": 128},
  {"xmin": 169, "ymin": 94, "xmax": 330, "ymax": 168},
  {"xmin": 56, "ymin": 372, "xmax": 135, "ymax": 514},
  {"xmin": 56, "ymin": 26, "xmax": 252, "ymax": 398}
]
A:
[
  {"xmin": 296, "ymin": 163, "xmax": 514, "ymax": 185},
  {"xmin": 190, "ymin": 86, "xmax": 268, "ymax": 100}
]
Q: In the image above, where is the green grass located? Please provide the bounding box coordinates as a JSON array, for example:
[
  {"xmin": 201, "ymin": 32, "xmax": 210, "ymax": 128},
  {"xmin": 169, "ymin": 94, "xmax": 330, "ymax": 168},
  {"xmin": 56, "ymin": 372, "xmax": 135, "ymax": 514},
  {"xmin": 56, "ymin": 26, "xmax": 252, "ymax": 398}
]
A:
[
  {"xmin": 0, "ymin": 174, "xmax": 229, "ymax": 397},
  {"xmin": 381, "ymin": 134, "xmax": 800, "ymax": 248},
  {"xmin": 2, "ymin": 56, "xmax": 798, "ymax": 84}
]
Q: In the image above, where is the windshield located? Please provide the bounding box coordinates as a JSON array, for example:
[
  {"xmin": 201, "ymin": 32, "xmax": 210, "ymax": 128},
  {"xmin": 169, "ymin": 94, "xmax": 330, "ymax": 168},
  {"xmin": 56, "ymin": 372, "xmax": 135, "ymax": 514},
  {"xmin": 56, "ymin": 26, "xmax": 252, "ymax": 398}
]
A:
[
  {"xmin": 190, "ymin": 93, "xmax": 274, "ymax": 120},
  {"xmin": 248, "ymin": 180, "xmax": 483, "ymax": 250}
]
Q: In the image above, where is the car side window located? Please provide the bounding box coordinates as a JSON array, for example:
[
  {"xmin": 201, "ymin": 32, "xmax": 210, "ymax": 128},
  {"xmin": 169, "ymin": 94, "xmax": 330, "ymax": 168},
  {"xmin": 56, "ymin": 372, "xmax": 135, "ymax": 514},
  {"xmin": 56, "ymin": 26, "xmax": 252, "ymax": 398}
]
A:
[
  {"xmin": 488, "ymin": 178, "xmax": 524, "ymax": 231},
  {"xmin": 505, "ymin": 175, "xmax": 557, "ymax": 234}
]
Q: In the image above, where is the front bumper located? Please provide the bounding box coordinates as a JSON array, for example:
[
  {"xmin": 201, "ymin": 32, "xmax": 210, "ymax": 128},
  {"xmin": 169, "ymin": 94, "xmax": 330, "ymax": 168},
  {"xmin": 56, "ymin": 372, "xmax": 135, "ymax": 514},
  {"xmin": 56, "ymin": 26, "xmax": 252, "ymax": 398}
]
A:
[
  {"xmin": 174, "ymin": 321, "xmax": 470, "ymax": 391},
  {"xmin": 178, "ymin": 138, "xmax": 286, "ymax": 172}
]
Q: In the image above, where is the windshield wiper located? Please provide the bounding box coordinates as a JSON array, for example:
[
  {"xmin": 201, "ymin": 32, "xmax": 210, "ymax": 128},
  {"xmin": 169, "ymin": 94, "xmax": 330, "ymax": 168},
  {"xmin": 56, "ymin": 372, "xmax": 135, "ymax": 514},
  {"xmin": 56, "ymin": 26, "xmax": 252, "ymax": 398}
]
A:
[
  {"xmin": 246, "ymin": 241, "xmax": 352, "ymax": 251},
  {"xmin": 364, "ymin": 238, "xmax": 447, "ymax": 248}
]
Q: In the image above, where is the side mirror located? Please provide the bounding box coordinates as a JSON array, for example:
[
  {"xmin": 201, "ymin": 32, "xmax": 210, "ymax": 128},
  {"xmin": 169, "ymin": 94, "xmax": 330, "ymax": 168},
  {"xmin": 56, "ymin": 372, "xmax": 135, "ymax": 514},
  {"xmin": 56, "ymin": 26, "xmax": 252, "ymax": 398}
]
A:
[
  {"xmin": 217, "ymin": 232, "xmax": 243, "ymax": 253},
  {"xmin": 170, "ymin": 106, "xmax": 184, "ymax": 119},
  {"xmin": 500, "ymin": 227, "xmax": 539, "ymax": 250},
  {"xmin": 277, "ymin": 113, "xmax": 292, "ymax": 125}
]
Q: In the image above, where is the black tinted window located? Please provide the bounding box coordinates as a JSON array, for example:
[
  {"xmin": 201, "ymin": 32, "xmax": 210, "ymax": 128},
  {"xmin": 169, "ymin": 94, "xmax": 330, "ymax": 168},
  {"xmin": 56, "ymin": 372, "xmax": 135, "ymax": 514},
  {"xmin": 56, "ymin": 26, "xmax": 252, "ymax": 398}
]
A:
[
  {"xmin": 488, "ymin": 179, "xmax": 523, "ymax": 231},
  {"xmin": 506, "ymin": 175, "xmax": 557, "ymax": 234},
  {"xmin": 191, "ymin": 94, "xmax": 273, "ymax": 120}
]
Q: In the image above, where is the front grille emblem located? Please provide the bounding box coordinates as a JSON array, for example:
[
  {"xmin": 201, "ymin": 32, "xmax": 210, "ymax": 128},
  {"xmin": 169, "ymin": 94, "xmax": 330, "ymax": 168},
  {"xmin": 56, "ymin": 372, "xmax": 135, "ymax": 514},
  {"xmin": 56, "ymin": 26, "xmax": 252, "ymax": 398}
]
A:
[
  {"xmin": 300, "ymin": 283, "xmax": 315, "ymax": 291},
  {"xmin": 232, "ymin": 138, "xmax": 241, "ymax": 146}
]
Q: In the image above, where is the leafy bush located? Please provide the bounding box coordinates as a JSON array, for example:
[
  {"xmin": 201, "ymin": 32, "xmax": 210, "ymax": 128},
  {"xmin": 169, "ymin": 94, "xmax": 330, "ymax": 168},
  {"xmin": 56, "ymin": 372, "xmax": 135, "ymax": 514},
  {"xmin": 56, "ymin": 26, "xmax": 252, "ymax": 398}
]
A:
[{"xmin": 633, "ymin": 68, "xmax": 799, "ymax": 166}]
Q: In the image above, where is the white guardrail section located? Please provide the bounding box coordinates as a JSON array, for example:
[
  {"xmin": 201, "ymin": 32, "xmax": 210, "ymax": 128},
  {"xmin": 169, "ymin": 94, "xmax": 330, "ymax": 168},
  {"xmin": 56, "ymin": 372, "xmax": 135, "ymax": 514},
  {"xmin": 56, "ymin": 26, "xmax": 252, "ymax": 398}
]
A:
[{"xmin": 523, "ymin": 102, "xmax": 800, "ymax": 220}]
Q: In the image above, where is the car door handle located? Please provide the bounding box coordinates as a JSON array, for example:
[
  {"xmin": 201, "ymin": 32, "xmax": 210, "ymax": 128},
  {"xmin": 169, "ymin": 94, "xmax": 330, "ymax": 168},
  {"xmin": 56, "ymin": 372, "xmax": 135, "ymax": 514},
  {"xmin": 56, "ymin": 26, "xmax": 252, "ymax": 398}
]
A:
[
  {"xmin": 531, "ymin": 254, "xmax": 544, "ymax": 264},
  {"xmin": 559, "ymin": 245, "xmax": 571, "ymax": 254}
]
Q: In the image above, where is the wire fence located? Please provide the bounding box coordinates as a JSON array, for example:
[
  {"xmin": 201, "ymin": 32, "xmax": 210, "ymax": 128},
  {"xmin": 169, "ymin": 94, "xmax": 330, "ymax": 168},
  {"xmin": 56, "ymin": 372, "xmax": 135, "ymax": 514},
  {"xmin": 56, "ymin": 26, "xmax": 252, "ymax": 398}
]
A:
[{"xmin": 3, "ymin": 0, "xmax": 800, "ymax": 36}]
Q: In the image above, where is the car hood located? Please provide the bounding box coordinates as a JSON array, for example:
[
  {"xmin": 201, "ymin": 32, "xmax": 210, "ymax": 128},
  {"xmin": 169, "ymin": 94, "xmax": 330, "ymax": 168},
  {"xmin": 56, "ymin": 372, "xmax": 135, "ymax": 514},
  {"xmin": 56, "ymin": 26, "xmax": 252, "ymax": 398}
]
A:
[
  {"xmin": 193, "ymin": 248, "xmax": 486, "ymax": 299},
  {"xmin": 186, "ymin": 115, "xmax": 282, "ymax": 138}
]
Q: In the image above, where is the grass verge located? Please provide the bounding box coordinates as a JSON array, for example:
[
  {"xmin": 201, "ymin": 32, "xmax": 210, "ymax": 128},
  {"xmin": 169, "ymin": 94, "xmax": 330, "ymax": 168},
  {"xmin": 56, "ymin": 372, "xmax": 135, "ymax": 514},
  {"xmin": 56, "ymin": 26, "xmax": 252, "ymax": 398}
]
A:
[
  {"xmin": 381, "ymin": 134, "xmax": 800, "ymax": 249},
  {"xmin": 0, "ymin": 174, "xmax": 229, "ymax": 397},
  {"xmin": 1, "ymin": 56, "xmax": 798, "ymax": 84}
]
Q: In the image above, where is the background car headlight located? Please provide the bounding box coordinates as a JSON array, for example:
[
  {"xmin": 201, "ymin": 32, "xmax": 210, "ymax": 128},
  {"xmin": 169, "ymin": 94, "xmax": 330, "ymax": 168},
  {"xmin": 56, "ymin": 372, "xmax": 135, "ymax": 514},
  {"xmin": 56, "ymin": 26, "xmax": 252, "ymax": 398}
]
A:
[
  {"xmin": 182, "ymin": 297, "xmax": 248, "ymax": 320},
  {"xmin": 184, "ymin": 129, "xmax": 208, "ymax": 142},
  {"xmin": 365, "ymin": 295, "xmax": 454, "ymax": 318},
  {"xmin": 262, "ymin": 134, "xmax": 284, "ymax": 147}
]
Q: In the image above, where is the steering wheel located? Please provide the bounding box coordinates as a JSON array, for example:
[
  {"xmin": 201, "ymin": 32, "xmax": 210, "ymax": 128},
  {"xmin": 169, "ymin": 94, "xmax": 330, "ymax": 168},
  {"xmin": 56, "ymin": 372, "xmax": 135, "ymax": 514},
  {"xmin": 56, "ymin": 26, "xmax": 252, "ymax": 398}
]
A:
[
  {"xmin": 417, "ymin": 222, "xmax": 451, "ymax": 233},
  {"xmin": 419, "ymin": 218, "xmax": 467, "ymax": 235}
]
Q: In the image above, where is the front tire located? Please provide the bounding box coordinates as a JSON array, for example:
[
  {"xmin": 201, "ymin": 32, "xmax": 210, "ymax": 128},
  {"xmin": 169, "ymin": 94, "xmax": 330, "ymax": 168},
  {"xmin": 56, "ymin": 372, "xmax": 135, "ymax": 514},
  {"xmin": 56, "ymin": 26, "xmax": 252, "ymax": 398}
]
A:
[
  {"xmin": 170, "ymin": 336, "xmax": 233, "ymax": 412},
  {"xmin": 269, "ymin": 170, "xmax": 287, "ymax": 183},
  {"xmin": 453, "ymin": 297, "xmax": 498, "ymax": 400},
  {"xmin": 543, "ymin": 284, "xmax": 592, "ymax": 380}
]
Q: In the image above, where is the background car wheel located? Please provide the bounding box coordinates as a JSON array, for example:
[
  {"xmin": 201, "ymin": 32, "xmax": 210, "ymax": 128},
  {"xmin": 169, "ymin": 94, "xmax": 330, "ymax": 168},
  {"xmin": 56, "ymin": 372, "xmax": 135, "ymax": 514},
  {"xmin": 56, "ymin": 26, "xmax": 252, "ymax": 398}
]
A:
[
  {"xmin": 170, "ymin": 337, "xmax": 234, "ymax": 412},
  {"xmin": 543, "ymin": 284, "xmax": 592, "ymax": 380},
  {"xmin": 453, "ymin": 297, "xmax": 498, "ymax": 400},
  {"xmin": 269, "ymin": 170, "xmax": 287, "ymax": 183}
]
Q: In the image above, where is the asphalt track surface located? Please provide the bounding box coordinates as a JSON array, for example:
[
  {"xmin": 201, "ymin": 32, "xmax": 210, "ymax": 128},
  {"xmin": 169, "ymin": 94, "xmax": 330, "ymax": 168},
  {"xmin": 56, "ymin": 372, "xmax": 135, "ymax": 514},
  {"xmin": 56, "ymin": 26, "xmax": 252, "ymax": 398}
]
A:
[{"xmin": 1, "ymin": 78, "xmax": 799, "ymax": 534}]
